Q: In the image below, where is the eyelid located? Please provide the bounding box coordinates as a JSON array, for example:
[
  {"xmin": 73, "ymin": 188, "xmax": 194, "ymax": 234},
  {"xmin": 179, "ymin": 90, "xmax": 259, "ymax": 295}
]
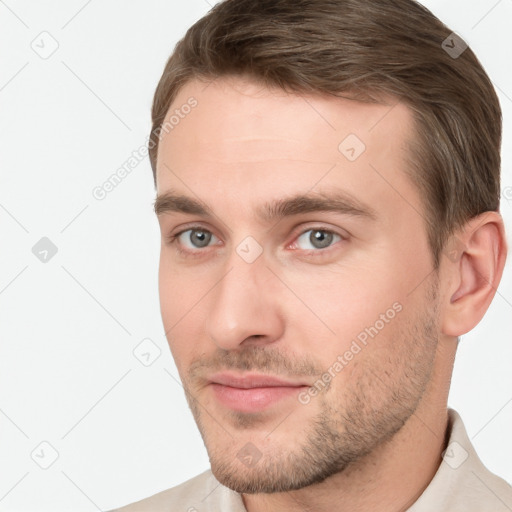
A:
[{"xmin": 168, "ymin": 222, "xmax": 217, "ymax": 240}]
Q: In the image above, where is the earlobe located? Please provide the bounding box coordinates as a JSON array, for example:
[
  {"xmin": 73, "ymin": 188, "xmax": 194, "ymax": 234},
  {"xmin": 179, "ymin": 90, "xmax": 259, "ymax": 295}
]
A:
[{"xmin": 441, "ymin": 212, "xmax": 507, "ymax": 337}]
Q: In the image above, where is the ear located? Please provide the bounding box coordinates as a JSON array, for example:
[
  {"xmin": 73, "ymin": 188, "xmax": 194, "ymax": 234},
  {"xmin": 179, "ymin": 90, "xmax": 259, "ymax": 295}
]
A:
[{"xmin": 441, "ymin": 211, "xmax": 508, "ymax": 337}]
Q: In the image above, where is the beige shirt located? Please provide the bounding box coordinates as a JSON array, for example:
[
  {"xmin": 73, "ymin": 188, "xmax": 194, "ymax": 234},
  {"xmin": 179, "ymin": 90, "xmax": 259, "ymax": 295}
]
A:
[{"xmin": 113, "ymin": 408, "xmax": 512, "ymax": 511}]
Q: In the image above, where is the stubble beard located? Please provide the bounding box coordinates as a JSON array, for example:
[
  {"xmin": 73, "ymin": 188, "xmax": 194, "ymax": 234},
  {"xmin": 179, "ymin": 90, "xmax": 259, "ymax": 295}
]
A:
[{"xmin": 181, "ymin": 285, "xmax": 439, "ymax": 494}]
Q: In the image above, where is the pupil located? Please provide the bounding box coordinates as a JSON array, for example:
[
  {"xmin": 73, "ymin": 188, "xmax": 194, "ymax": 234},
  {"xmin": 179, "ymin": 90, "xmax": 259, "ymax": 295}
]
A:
[
  {"xmin": 311, "ymin": 230, "xmax": 332, "ymax": 249},
  {"xmin": 191, "ymin": 230, "xmax": 211, "ymax": 247}
]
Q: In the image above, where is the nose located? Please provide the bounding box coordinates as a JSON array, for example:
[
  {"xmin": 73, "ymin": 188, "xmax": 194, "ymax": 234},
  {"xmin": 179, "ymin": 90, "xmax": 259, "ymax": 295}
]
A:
[{"xmin": 205, "ymin": 254, "xmax": 285, "ymax": 350}]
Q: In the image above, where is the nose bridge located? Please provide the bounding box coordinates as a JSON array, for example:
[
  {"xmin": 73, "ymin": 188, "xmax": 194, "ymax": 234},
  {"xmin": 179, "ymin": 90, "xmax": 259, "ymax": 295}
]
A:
[{"xmin": 206, "ymin": 248, "xmax": 283, "ymax": 350}]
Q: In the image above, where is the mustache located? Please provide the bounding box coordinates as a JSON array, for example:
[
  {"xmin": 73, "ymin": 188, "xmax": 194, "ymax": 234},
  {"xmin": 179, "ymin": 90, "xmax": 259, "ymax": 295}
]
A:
[{"xmin": 187, "ymin": 345, "xmax": 323, "ymax": 384}]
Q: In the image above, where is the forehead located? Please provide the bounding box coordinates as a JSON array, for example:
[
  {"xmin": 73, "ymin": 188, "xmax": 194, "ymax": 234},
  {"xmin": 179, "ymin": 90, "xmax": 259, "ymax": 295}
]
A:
[
  {"xmin": 155, "ymin": 77, "xmax": 420, "ymax": 220},
  {"xmin": 159, "ymin": 77, "xmax": 412, "ymax": 156}
]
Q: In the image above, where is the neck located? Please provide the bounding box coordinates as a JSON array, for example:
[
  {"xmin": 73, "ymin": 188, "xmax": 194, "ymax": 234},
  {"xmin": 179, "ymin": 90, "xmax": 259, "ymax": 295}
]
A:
[{"xmin": 243, "ymin": 405, "xmax": 449, "ymax": 512}]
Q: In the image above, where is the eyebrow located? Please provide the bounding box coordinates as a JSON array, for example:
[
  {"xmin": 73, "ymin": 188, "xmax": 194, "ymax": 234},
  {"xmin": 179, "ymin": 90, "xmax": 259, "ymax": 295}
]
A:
[{"xmin": 154, "ymin": 190, "xmax": 377, "ymax": 222}]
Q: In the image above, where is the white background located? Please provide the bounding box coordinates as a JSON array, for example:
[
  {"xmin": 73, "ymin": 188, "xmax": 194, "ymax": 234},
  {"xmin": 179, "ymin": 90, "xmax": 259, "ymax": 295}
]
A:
[{"xmin": 0, "ymin": 1, "xmax": 511, "ymax": 510}]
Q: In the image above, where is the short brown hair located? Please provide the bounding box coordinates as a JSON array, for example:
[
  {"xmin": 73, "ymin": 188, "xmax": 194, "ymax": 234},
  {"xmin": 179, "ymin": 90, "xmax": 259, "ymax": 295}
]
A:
[{"xmin": 149, "ymin": 0, "xmax": 502, "ymax": 267}]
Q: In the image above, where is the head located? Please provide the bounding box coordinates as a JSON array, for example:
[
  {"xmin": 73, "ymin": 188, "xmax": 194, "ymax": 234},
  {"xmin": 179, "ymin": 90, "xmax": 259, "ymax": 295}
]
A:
[{"xmin": 152, "ymin": 0, "xmax": 507, "ymax": 495}]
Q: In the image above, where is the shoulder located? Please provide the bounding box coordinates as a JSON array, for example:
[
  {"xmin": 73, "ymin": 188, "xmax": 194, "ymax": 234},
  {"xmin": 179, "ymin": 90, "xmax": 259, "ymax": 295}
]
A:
[
  {"xmin": 110, "ymin": 469, "xmax": 246, "ymax": 512},
  {"xmin": 111, "ymin": 470, "xmax": 218, "ymax": 511},
  {"xmin": 409, "ymin": 408, "xmax": 512, "ymax": 512},
  {"xmin": 445, "ymin": 408, "xmax": 512, "ymax": 511}
]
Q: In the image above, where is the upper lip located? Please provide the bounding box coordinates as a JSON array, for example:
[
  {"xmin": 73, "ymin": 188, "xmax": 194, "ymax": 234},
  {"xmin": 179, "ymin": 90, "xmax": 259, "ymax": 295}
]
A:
[{"xmin": 208, "ymin": 372, "xmax": 309, "ymax": 389}]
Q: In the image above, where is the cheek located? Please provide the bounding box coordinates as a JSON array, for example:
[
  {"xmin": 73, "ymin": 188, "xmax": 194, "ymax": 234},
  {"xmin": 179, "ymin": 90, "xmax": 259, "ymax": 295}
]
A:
[
  {"xmin": 158, "ymin": 251, "xmax": 210, "ymax": 321},
  {"xmin": 276, "ymin": 260, "xmax": 414, "ymax": 374},
  {"xmin": 158, "ymin": 258, "xmax": 208, "ymax": 366},
  {"xmin": 280, "ymin": 265, "xmax": 388, "ymax": 334},
  {"xmin": 158, "ymin": 257, "xmax": 177, "ymax": 330}
]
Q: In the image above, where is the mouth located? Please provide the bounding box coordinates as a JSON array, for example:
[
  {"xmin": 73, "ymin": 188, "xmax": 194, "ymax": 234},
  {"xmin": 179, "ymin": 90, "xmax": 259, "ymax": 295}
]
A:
[{"xmin": 207, "ymin": 372, "xmax": 310, "ymax": 413}]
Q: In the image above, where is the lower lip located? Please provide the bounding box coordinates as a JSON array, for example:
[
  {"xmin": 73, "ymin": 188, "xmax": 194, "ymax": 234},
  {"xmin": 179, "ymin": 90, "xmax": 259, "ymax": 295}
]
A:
[{"xmin": 210, "ymin": 383, "xmax": 307, "ymax": 413}]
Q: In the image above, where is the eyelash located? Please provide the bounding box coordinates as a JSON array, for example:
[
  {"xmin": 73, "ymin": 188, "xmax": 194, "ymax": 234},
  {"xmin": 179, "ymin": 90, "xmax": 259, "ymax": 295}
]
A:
[{"xmin": 166, "ymin": 225, "xmax": 346, "ymax": 258}]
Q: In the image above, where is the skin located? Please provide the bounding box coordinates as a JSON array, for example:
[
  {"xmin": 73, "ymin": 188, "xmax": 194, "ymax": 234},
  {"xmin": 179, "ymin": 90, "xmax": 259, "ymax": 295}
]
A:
[{"xmin": 155, "ymin": 76, "xmax": 507, "ymax": 512}]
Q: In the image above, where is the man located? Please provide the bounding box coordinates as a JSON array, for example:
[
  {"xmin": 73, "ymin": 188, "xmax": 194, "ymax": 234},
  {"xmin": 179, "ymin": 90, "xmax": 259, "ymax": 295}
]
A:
[{"xmin": 114, "ymin": 0, "xmax": 512, "ymax": 510}]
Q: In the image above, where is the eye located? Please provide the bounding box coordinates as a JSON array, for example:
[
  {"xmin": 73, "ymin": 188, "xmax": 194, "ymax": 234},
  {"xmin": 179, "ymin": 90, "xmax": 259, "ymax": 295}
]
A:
[
  {"xmin": 295, "ymin": 229, "xmax": 342, "ymax": 250},
  {"xmin": 175, "ymin": 228, "xmax": 219, "ymax": 250}
]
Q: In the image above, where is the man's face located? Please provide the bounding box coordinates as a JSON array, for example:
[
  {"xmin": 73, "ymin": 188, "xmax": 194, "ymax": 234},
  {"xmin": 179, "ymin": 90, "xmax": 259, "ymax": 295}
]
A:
[{"xmin": 156, "ymin": 77, "xmax": 441, "ymax": 493}]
